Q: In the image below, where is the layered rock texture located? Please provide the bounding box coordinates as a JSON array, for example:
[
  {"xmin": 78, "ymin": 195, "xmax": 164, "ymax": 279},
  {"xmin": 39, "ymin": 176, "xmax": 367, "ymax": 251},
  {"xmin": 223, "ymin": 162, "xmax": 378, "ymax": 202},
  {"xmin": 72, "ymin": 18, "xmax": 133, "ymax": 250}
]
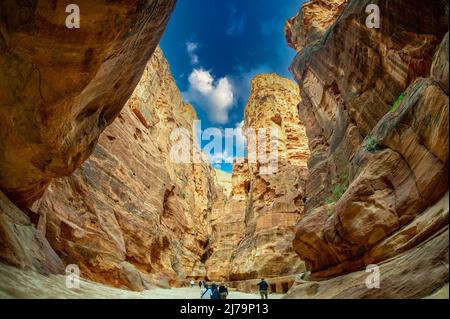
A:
[
  {"xmin": 206, "ymin": 74, "xmax": 310, "ymax": 282},
  {"xmin": 32, "ymin": 48, "xmax": 219, "ymax": 290},
  {"xmin": 0, "ymin": 0, "xmax": 176, "ymax": 208},
  {"xmin": 0, "ymin": 190, "xmax": 64, "ymax": 275},
  {"xmin": 205, "ymin": 163, "xmax": 247, "ymax": 281},
  {"xmin": 214, "ymin": 169, "xmax": 232, "ymax": 197},
  {"xmin": 284, "ymin": 0, "xmax": 449, "ymax": 298},
  {"xmin": 285, "ymin": 0, "xmax": 347, "ymax": 52}
]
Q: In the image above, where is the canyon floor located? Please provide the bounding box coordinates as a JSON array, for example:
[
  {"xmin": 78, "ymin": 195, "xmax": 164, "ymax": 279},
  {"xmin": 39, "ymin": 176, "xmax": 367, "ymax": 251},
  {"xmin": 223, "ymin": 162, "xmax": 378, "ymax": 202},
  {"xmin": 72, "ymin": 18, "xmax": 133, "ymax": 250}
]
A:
[
  {"xmin": 0, "ymin": 263, "xmax": 282, "ymax": 299},
  {"xmin": 0, "ymin": 261, "xmax": 447, "ymax": 299}
]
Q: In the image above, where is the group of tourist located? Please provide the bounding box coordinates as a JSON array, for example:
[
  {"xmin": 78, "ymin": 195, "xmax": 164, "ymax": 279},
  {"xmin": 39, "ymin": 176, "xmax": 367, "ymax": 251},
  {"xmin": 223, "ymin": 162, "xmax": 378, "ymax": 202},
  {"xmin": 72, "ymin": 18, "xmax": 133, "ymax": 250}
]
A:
[
  {"xmin": 198, "ymin": 281, "xmax": 229, "ymax": 299},
  {"xmin": 189, "ymin": 278, "xmax": 270, "ymax": 299}
]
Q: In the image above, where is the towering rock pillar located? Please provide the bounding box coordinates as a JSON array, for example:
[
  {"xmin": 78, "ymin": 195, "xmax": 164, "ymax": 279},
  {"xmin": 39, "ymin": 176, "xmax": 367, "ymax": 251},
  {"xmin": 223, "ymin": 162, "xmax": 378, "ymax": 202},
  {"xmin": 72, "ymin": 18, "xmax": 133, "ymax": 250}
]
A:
[
  {"xmin": 228, "ymin": 74, "xmax": 310, "ymax": 281},
  {"xmin": 206, "ymin": 74, "xmax": 310, "ymax": 283}
]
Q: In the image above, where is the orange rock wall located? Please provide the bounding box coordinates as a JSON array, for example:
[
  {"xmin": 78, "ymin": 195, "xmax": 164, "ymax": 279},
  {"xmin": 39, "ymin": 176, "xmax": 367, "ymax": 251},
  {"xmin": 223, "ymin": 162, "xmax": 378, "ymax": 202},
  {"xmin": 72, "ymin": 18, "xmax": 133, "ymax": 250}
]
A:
[
  {"xmin": 35, "ymin": 48, "xmax": 219, "ymax": 290},
  {"xmin": 284, "ymin": 0, "xmax": 449, "ymax": 298},
  {"xmin": 206, "ymin": 74, "xmax": 310, "ymax": 282},
  {"xmin": 0, "ymin": 0, "xmax": 176, "ymax": 208}
]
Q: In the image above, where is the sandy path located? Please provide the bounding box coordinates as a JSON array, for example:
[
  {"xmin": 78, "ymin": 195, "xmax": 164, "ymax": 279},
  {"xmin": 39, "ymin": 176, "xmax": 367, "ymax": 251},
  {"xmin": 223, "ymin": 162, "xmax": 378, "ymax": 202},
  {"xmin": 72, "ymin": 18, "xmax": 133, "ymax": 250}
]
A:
[{"xmin": 0, "ymin": 263, "xmax": 282, "ymax": 299}]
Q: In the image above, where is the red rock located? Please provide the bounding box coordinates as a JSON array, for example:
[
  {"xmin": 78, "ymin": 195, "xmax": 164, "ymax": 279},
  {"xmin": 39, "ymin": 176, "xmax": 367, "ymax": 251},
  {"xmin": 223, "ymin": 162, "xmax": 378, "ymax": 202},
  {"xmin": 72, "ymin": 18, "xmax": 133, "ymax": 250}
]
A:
[
  {"xmin": 34, "ymin": 48, "xmax": 220, "ymax": 290},
  {"xmin": 0, "ymin": 0, "xmax": 176, "ymax": 208},
  {"xmin": 285, "ymin": 0, "xmax": 449, "ymax": 296},
  {"xmin": 206, "ymin": 74, "xmax": 310, "ymax": 281},
  {"xmin": 0, "ymin": 190, "xmax": 64, "ymax": 275}
]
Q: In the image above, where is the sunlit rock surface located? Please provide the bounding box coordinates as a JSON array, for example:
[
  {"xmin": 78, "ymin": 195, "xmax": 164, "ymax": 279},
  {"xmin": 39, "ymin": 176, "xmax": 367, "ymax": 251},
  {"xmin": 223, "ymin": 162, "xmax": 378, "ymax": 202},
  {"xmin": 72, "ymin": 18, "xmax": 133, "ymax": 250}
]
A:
[
  {"xmin": 206, "ymin": 74, "xmax": 310, "ymax": 281},
  {"xmin": 0, "ymin": 0, "xmax": 176, "ymax": 208},
  {"xmin": 34, "ymin": 48, "xmax": 219, "ymax": 290},
  {"xmin": 285, "ymin": 0, "xmax": 347, "ymax": 52},
  {"xmin": 285, "ymin": 0, "xmax": 449, "ymax": 298},
  {"xmin": 0, "ymin": 190, "xmax": 64, "ymax": 275},
  {"xmin": 205, "ymin": 164, "xmax": 247, "ymax": 281}
]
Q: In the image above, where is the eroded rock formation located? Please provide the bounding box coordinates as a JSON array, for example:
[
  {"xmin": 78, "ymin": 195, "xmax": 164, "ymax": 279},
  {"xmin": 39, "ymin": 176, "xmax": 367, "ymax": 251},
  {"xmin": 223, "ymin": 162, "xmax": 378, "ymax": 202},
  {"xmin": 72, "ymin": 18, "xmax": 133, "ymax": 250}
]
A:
[
  {"xmin": 0, "ymin": 0, "xmax": 176, "ymax": 208},
  {"xmin": 285, "ymin": 0, "xmax": 347, "ymax": 52},
  {"xmin": 31, "ymin": 48, "xmax": 219, "ymax": 290},
  {"xmin": 206, "ymin": 74, "xmax": 310, "ymax": 282},
  {"xmin": 0, "ymin": 190, "xmax": 64, "ymax": 275},
  {"xmin": 284, "ymin": 0, "xmax": 449, "ymax": 298},
  {"xmin": 205, "ymin": 164, "xmax": 247, "ymax": 281}
]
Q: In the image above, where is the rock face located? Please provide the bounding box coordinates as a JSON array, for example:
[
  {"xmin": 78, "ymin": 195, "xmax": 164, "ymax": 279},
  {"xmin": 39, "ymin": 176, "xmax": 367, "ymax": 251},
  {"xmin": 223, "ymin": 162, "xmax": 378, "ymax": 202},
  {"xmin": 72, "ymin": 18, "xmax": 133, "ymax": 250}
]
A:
[
  {"xmin": 285, "ymin": 0, "xmax": 347, "ymax": 52},
  {"xmin": 34, "ymin": 48, "xmax": 219, "ymax": 290},
  {"xmin": 206, "ymin": 74, "xmax": 310, "ymax": 281},
  {"xmin": 205, "ymin": 163, "xmax": 247, "ymax": 281},
  {"xmin": 0, "ymin": 190, "xmax": 64, "ymax": 275},
  {"xmin": 0, "ymin": 0, "xmax": 176, "ymax": 208},
  {"xmin": 284, "ymin": 0, "xmax": 449, "ymax": 298},
  {"xmin": 286, "ymin": 199, "xmax": 449, "ymax": 298},
  {"xmin": 214, "ymin": 169, "xmax": 232, "ymax": 197}
]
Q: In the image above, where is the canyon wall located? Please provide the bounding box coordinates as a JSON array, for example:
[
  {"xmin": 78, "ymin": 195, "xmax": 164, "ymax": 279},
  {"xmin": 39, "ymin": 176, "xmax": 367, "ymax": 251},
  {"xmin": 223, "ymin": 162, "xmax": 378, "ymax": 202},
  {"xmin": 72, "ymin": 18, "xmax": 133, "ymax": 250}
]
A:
[
  {"xmin": 32, "ymin": 47, "xmax": 219, "ymax": 291},
  {"xmin": 0, "ymin": 1, "xmax": 176, "ymax": 279},
  {"xmin": 205, "ymin": 166, "xmax": 245, "ymax": 281},
  {"xmin": 206, "ymin": 74, "xmax": 310, "ymax": 282},
  {"xmin": 0, "ymin": 0, "xmax": 176, "ymax": 208},
  {"xmin": 284, "ymin": 0, "xmax": 449, "ymax": 298}
]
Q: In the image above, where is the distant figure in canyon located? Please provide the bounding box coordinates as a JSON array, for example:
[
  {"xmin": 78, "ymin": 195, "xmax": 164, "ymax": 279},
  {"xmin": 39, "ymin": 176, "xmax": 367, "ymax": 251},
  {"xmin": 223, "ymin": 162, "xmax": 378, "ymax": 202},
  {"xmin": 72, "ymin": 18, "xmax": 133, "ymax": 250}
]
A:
[
  {"xmin": 257, "ymin": 279, "xmax": 269, "ymax": 299},
  {"xmin": 190, "ymin": 280, "xmax": 195, "ymax": 288},
  {"xmin": 219, "ymin": 281, "xmax": 229, "ymax": 299}
]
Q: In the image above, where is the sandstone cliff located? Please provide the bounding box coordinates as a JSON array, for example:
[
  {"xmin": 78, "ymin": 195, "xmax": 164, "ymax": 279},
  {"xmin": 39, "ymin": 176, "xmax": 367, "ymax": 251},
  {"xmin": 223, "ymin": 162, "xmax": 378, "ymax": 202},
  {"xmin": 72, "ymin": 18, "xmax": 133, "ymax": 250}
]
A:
[
  {"xmin": 285, "ymin": 0, "xmax": 347, "ymax": 52},
  {"xmin": 32, "ymin": 47, "xmax": 219, "ymax": 291},
  {"xmin": 205, "ymin": 163, "xmax": 247, "ymax": 281},
  {"xmin": 0, "ymin": 190, "xmax": 64, "ymax": 275},
  {"xmin": 214, "ymin": 169, "xmax": 232, "ymax": 197},
  {"xmin": 0, "ymin": 1, "xmax": 176, "ymax": 279},
  {"xmin": 206, "ymin": 74, "xmax": 310, "ymax": 282},
  {"xmin": 284, "ymin": 0, "xmax": 449, "ymax": 298},
  {"xmin": 0, "ymin": 0, "xmax": 176, "ymax": 208}
]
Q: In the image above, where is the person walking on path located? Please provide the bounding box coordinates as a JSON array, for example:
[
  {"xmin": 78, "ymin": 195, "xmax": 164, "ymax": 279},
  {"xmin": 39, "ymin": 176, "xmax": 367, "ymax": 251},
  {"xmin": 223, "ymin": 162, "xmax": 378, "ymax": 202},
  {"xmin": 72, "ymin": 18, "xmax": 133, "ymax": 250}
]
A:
[
  {"xmin": 219, "ymin": 281, "xmax": 229, "ymax": 299},
  {"xmin": 190, "ymin": 280, "xmax": 195, "ymax": 288},
  {"xmin": 210, "ymin": 282, "xmax": 220, "ymax": 299},
  {"xmin": 200, "ymin": 284, "xmax": 212, "ymax": 299},
  {"xmin": 257, "ymin": 278, "xmax": 269, "ymax": 299}
]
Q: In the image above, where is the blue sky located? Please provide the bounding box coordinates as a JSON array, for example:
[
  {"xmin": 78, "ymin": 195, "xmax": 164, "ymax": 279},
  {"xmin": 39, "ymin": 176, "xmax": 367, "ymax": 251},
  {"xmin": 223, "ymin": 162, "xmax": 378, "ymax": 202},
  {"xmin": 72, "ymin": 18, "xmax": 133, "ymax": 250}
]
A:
[{"xmin": 160, "ymin": 0, "xmax": 303, "ymax": 172}]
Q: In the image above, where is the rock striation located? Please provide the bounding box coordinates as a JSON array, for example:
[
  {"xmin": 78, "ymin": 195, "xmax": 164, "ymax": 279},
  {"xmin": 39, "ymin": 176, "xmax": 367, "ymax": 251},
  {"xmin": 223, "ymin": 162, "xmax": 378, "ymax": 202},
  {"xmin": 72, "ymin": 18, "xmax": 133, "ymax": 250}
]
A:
[
  {"xmin": 284, "ymin": 0, "xmax": 449, "ymax": 298},
  {"xmin": 206, "ymin": 74, "xmax": 310, "ymax": 282},
  {"xmin": 214, "ymin": 169, "xmax": 232, "ymax": 197},
  {"xmin": 0, "ymin": 0, "xmax": 176, "ymax": 208},
  {"xmin": 285, "ymin": 0, "xmax": 348, "ymax": 52},
  {"xmin": 33, "ymin": 47, "xmax": 219, "ymax": 291},
  {"xmin": 205, "ymin": 166, "xmax": 246, "ymax": 281},
  {"xmin": 0, "ymin": 190, "xmax": 64, "ymax": 275}
]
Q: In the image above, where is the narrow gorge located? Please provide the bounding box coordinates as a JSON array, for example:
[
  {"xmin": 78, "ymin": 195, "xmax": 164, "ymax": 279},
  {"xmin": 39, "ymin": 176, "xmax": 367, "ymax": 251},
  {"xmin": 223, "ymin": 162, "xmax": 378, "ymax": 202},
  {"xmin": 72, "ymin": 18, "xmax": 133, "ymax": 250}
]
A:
[{"xmin": 0, "ymin": 0, "xmax": 448, "ymax": 299}]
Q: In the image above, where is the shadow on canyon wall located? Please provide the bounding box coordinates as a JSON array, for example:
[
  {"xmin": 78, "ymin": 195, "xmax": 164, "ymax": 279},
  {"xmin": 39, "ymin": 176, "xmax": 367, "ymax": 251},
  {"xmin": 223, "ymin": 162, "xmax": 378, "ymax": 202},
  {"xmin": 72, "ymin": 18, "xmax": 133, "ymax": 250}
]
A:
[{"xmin": 0, "ymin": 0, "xmax": 448, "ymax": 299}]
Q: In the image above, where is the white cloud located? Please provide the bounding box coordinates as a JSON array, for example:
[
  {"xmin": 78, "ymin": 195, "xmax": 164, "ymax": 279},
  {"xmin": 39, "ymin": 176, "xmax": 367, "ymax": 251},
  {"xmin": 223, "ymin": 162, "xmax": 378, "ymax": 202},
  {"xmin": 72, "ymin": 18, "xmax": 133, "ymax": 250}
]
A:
[
  {"xmin": 186, "ymin": 41, "xmax": 199, "ymax": 65},
  {"xmin": 183, "ymin": 39, "xmax": 236, "ymax": 124},
  {"xmin": 209, "ymin": 149, "xmax": 234, "ymax": 164},
  {"xmin": 188, "ymin": 69, "xmax": 214, "ymax": 94},
  {"xmin": 185, "ymin": 69, "xmax": 235, "ymax": 124}
]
